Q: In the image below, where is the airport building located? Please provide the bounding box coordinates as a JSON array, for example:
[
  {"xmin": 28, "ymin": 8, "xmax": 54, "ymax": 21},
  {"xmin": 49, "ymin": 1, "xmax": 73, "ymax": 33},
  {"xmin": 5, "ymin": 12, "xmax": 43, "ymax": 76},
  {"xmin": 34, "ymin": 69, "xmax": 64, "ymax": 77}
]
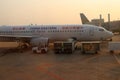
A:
[{"xmin": 91, "ymin": 19, "xmax": 104, "ymax": 26}]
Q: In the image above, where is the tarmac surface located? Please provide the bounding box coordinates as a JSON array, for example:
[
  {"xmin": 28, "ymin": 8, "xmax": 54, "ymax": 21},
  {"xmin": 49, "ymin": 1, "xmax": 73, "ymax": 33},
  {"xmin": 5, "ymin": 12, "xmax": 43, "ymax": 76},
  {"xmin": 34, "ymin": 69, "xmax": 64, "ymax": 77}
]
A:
[{"xmin": 0, "ymin": 35, "xmax": 120, "ymax": 80}]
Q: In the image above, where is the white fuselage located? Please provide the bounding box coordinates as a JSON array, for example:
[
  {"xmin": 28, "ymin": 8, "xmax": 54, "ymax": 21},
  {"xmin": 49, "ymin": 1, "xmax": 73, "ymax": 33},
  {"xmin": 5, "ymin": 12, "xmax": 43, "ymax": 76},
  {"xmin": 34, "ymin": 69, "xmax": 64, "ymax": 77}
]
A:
[{"xmin": 0, "ymin": 24, "xmax": 113, "ymax": 42}]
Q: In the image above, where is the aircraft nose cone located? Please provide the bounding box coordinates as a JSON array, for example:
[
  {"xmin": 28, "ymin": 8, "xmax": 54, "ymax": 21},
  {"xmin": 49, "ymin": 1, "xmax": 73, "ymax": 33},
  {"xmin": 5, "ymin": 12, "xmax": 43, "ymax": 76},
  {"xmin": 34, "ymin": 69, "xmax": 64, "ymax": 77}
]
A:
[
  {"xmin": 110, "ymin": 32, "xmax": 114, "ymax": 36},
  {"xmin": 109, "ymin": 31, "xmax": 114, "ymax": 37}
]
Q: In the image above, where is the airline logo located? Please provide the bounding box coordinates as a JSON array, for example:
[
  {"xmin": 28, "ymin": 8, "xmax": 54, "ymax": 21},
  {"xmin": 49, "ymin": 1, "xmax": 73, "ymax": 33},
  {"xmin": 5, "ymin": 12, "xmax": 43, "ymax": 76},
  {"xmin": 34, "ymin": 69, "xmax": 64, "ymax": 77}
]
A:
[
  {"xmin": 62, "ymin": 26, "xmax": 83, "ymax": 29},
  {"xmin": 12, "ymin": 26, "xmax": 83, "ymax": 31},
  {"xmin": 30, "ymin": 27, "xmax": 57, "ymax": 30}
]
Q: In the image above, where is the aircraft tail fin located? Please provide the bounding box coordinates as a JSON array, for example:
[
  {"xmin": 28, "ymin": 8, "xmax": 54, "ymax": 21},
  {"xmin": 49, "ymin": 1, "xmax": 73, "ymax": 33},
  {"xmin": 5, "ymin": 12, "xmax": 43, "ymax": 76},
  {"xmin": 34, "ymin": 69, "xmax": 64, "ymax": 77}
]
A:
[{"xmin": 80, "ymin": 13, "xmax": 89, "ymax": 24}]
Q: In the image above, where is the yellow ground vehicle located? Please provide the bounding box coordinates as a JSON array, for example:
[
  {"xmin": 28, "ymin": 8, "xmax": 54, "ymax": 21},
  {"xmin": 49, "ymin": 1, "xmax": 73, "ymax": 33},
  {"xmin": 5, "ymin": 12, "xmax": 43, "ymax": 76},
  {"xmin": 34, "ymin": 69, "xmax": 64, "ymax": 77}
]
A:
[{"xmin": 81, "ymin": 41, "xmax": 100, "ymax": 54}]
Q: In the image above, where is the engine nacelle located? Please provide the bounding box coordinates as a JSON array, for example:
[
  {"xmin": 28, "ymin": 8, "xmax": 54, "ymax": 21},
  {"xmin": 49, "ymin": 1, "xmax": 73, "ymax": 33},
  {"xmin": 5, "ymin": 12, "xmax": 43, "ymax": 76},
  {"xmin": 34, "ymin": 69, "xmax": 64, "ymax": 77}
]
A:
[{"xmin": 30, "ymin": 37, "xmax": 49, "ymax": 47}]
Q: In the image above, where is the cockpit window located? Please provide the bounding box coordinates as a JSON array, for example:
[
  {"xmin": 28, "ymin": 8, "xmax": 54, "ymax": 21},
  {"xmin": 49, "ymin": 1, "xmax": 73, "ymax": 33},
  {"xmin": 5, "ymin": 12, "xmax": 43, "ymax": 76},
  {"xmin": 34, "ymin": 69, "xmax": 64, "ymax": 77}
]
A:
[{"xmin": 99, "ymin": 28, "xmax": 104, "ymax": 31}]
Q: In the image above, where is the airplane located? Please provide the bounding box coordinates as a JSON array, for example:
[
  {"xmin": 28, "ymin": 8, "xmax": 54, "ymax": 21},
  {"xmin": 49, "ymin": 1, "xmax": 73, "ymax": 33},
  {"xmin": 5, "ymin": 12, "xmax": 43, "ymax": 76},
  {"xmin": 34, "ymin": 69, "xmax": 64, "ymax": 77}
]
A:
[
  {"xmin": 80, "ymin": 13, "xmax": 120, "ymax": 32},
  {"xmin": 0, "ymin": 24, "xmax": 113, "ymax": 48}
]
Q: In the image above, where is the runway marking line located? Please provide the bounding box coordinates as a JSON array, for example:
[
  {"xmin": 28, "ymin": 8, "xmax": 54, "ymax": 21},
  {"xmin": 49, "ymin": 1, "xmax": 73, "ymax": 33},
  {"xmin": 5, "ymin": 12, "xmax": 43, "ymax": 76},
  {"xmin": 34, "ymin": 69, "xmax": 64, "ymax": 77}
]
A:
[
  {"xmin": 36, "ymin": 63, "xmax": 64, "ymax": 80},
  {"xmin": 113, "ymin": 54, "xmax": 120, "ymax": 64}
]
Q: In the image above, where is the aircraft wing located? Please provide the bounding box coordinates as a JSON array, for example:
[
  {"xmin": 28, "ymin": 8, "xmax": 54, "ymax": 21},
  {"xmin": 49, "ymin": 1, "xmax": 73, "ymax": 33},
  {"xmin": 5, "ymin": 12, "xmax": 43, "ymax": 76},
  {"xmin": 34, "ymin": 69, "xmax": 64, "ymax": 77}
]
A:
[{"xmin": 0, "ymin": 35, "xmax": 32, "ymax": 38}]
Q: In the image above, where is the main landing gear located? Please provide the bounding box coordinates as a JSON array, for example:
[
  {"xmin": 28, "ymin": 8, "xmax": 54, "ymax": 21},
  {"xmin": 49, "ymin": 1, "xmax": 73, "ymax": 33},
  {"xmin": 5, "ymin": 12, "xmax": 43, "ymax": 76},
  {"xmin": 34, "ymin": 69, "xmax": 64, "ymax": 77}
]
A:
[{"xmin": 17, "ymin": 41, "xmax": 30, "ymax": 52}]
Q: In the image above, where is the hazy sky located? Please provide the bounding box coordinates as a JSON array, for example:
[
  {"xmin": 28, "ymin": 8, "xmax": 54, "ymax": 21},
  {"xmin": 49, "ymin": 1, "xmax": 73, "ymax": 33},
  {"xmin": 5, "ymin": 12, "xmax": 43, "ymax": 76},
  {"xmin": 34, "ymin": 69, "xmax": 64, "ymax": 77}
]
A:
[{"xmin": 0, "ymin": 0, "xmax": 120, "ymax": 25}]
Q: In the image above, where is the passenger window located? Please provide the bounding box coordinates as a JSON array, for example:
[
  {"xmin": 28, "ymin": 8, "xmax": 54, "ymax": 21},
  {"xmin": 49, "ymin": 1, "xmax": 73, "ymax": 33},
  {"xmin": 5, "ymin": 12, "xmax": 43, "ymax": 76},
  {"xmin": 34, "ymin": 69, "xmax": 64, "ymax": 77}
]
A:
[{"xmin": 99, "ymin": 29, "xmax": 104, "ymax": 31}]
